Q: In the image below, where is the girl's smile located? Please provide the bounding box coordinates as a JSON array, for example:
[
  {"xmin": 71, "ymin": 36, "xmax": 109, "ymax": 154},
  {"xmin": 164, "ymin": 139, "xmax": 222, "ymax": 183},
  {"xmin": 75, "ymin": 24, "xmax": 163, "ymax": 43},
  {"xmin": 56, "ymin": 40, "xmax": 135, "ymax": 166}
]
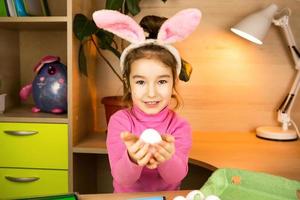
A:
[
  {"xmin": 144, "ymin": 100, "xmax": 160, "ymax": 109},
  {"xmin": 130, "ymin": 58, "xmax": 174, "ymax": 115}
]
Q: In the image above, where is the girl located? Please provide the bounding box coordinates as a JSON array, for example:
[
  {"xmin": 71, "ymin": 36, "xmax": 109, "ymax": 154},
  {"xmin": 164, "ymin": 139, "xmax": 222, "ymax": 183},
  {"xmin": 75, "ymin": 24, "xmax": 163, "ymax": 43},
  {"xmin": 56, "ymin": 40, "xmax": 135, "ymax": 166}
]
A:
[{"xmin": 93, "ymin": 8, "xmax": 201, "ymax": 192}]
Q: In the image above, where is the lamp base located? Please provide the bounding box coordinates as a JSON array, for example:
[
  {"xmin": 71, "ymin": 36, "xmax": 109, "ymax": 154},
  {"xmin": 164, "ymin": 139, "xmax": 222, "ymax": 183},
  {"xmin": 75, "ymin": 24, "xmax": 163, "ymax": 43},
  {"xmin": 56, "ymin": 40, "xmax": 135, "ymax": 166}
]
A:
[{"xmin": 256, "ymin": 126, "xmax": 298, "ymax": 141}]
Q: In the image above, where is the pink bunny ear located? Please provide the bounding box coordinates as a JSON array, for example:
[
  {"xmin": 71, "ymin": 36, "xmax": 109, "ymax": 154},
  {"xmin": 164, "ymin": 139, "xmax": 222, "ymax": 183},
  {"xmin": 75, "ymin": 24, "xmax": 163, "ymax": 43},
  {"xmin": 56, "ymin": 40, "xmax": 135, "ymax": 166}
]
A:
[
  {"xmin": 93, "ymin": 10, "xmax": 145, "ymax": 44},
  {"xmin": 158, "ymin": 8, "xmax": 201, "ymax": 44}
]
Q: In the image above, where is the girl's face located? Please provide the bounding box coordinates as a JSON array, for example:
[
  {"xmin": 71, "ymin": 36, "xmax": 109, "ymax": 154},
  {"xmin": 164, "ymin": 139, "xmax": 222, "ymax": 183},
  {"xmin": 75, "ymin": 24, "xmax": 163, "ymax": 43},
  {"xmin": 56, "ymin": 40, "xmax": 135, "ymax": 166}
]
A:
[{"xmin": 129, "ymin": 58, "xmax": 174, "ymax": 115}]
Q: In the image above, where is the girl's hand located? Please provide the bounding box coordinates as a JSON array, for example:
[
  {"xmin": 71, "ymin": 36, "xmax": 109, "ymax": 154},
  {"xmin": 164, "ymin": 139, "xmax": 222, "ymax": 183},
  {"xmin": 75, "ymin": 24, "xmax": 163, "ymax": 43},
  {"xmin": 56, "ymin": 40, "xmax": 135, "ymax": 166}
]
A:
[
  {"xmin": 145, "ymin": 146, "xmax": 160, "ymax": 169},
  {"xmin": 121, "ymin": 131, "xmax": 153, "ymax": 166},
  {"xmin": 146, "ymin": 157, "xmax": 158, "ymax": 169},
  {"xmin": 152, "ymin": 134, "xmax": 175, "ymax": 165}
]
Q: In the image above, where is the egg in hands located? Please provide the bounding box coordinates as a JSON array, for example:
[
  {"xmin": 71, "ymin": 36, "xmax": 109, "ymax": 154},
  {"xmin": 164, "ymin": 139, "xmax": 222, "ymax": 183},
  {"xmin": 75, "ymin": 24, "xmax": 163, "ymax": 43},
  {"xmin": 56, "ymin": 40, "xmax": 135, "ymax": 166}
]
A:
[{"xmin": 140, "ymin": 128, "xmax": 162, "ymax": 144}]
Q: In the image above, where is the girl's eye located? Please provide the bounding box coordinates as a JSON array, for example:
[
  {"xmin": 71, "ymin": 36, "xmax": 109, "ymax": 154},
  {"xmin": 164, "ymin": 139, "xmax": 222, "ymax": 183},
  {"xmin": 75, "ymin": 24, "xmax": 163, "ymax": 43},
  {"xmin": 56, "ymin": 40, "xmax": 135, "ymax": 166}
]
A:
[
  {"xmin": 136, "ymin": 80, "xmax": 145, "ymax": 85},
  {"xmin": 158, "ymin": 80, "xmax": 168, "ymax": 85}
]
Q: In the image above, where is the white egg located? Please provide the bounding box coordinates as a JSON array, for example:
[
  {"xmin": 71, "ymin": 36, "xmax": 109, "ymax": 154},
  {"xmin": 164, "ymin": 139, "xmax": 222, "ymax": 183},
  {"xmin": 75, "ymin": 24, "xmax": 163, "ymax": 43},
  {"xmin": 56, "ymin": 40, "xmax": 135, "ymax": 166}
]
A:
[
  {"xmin": 140, "ymin": 128, "xmax": 162, "ymax": 144},
  {"xmin": 205, "ymin": 195, "xmax": 221, "ymax": 200},
  {"xmin": 186, "ymin": 190, "xmax": 205, "ymax": 200},
  {"xmin": 173, "ymin": 195, "xmax": 187, "ymax": 200}
]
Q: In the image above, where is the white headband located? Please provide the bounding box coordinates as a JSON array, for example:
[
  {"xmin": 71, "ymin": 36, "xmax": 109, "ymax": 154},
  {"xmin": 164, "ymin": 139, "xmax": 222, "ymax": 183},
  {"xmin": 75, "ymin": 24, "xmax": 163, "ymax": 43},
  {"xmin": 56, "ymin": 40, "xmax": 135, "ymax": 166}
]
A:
[{"xmin": 119, "ymin": 39, "xmax": 182, "ymax": 75}]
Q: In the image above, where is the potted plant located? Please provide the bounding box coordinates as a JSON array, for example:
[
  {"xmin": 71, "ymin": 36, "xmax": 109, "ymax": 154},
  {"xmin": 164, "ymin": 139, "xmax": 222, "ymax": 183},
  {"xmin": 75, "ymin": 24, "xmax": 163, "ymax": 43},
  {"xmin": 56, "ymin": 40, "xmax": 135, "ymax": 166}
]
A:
[{"xmin": 73, "ymin": 0, "xmax": 192, "ymax": 124}]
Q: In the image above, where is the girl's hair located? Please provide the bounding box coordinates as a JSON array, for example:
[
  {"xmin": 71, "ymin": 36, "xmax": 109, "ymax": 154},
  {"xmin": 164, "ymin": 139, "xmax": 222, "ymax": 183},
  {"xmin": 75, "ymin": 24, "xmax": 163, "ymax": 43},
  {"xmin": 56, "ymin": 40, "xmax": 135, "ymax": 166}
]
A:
[{"xmin": 122, "ymin": 44, "xmax": 182, "ymax": 109}]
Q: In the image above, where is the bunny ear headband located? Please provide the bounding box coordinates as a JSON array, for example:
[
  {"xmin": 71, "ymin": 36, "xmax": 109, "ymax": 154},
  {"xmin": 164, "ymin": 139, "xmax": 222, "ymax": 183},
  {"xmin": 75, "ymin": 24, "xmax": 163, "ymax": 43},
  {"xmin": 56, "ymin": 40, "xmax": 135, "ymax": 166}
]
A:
[{"xmin": 92, "ymin": 8, "xmax": 201, "ymax": 76}]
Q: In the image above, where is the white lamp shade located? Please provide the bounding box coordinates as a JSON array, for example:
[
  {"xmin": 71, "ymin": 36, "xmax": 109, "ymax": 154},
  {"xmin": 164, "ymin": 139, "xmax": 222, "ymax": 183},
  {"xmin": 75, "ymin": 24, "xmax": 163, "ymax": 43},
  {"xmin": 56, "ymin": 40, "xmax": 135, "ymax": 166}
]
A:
[{"xmin": 231, "ymin": 4, "xmax": 278, "ymax": 44}]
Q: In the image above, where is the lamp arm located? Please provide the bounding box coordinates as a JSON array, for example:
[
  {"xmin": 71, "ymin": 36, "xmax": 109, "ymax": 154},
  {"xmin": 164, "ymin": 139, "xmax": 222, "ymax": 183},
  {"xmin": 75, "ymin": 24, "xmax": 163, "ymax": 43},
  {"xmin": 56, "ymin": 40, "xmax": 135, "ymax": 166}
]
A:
[
  {"xmin": 277, "ymin": 71, "xmax": 300, "ymax": 130},
  {"xmin": 273, "ymin": 15, "xmax": 300, "ymax": 130},
  {"xmin": 273, "ymin": 15, "xmax": 300, "ymax": 69}
]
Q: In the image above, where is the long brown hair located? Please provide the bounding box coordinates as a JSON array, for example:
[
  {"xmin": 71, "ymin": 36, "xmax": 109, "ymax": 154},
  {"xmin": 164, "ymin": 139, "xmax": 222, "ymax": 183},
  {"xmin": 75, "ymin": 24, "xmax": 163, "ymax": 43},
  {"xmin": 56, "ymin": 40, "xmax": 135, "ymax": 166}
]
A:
[{"xmin": 122, "ymin": 44, "xmax": 182, "ymax": 109}]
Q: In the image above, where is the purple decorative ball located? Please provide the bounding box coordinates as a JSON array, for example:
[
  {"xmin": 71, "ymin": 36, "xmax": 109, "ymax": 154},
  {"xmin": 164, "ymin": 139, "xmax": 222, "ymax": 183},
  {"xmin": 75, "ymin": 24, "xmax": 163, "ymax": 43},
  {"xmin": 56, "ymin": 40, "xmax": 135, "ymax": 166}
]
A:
[{"xmin": 32, "ymin": 61, "xmax": 67, "ymax": 113}]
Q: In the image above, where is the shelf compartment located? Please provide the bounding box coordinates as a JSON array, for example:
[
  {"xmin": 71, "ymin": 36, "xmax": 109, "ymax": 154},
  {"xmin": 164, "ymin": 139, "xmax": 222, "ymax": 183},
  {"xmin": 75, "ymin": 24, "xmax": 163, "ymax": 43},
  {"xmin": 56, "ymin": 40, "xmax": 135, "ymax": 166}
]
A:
[
  {"xmin": 73, "ymin": 133, "xmax": 107, "ymax": 154},
  {"xmin": 73, "ymin": 153, "xmax": 113, "ymax": 194},
  {"xmin": 0, "ymin": 105, "xmax": 68, "ymax": 123},
  {"xmin": 0, "ymin": 25, "xmax": 67, "ymax": 120}
]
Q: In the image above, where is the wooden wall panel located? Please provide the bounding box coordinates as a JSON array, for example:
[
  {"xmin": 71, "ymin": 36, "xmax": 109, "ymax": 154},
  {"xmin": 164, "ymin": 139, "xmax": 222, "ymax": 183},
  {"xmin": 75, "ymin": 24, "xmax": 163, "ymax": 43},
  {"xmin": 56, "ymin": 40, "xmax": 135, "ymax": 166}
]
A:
[
  {"xmin": 89, "ymin": 0, "xmax": 300, "ymax": 133},
  {"xmin": 0, "ymin": 29, "xmax": 19, "ymax": 110},
  {"xmin": 72, "ymin": 0, "xmax": 100, "ymax": 146},
  {"xmin": 47, "ymin": 0, "xmax": 67, "ymax": 16}
]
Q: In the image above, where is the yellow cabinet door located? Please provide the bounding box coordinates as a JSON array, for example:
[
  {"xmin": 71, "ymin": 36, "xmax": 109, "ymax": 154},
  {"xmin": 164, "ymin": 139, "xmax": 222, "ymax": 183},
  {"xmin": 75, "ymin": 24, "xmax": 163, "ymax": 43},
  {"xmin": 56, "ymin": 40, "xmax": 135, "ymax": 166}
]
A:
[
  {"xmin": 0, "ymin": 122, "xmax": 68, "ymax": 169},
  {"xmin": 0, "ymin": 167, "xmax": 68, "ymax": 199}
]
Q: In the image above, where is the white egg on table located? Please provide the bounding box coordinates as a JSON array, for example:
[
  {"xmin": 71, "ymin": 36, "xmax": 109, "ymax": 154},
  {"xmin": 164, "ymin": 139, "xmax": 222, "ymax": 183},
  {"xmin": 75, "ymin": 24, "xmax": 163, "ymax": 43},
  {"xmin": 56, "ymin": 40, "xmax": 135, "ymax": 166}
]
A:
[
  {"xmin": 205, "ymin": 195, "xmax": 221, "ymax": 200},
  {"xmin": 186, "ymin": 190, "xmax": 205, "ymax": 200},
  {"xmin": 173, "ymin": 195, "xmax": 187, "ymax": 200},
  {"xmin": 140, "ymin": 128, "xmax": 162, "ymax": 144}
]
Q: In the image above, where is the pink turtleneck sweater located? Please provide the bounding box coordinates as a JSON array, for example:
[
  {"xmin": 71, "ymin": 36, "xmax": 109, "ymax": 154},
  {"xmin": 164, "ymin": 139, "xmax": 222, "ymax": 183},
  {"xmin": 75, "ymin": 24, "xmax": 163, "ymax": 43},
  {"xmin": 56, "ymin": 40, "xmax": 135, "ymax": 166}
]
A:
[{"xmin": 107, "ymin": 106, "xmax": 192, "ymax": 192}]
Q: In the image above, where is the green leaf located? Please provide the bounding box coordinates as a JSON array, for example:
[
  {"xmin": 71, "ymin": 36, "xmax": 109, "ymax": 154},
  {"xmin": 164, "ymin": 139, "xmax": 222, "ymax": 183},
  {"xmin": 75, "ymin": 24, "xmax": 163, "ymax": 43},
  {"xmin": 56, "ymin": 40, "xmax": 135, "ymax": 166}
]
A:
[
  {"xmin": 105, "ymin": 0, "xmax": 123, "ymax": 10},
  {"xmin": 123, "ymin": 1, "xmax": 129, "ymax": 15},
  {"xmin": 125, "ymin": 0, "xmax": 141, "ymax": 16},
  {"xmin": 95, "ymin": 30, "xmax": 121, "ymax": 58},
  {"xmin": 95, "ymin": 30, "xmax": 114, "ymax": 49},
  {"xmin": 107, "ymin": 46, "xmax": 122, "ymax": 58},
  {"xmin": 79, "ymin": 43, "xmax": 88, "ymax": 76},
  {"xmin": 73, "ymin": 14, "xmax": 98, "ymax": 41},
  {"xmin": 179, "ymin": 59, "xmax": 193, "ymax": 82}
]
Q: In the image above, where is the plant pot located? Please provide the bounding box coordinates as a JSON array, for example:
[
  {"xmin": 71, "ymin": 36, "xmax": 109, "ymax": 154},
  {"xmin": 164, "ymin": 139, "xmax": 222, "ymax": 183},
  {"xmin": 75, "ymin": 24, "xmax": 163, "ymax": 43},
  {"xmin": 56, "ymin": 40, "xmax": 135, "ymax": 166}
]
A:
[
  {"xmin": 101, "ymin": 96, "xmax": 127, "ymax": 125},
  {"xmin": 0, "ymin": 93, "xmax": 6, "ymax": 114}
]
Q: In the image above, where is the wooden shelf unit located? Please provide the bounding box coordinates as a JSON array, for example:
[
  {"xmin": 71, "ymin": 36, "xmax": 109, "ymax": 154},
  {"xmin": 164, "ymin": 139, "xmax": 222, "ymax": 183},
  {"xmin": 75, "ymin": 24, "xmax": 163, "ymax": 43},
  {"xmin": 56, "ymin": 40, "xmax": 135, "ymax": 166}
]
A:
[{"xmin": 0, "ymin": 0, "xmax": 70, "ymax": 198}]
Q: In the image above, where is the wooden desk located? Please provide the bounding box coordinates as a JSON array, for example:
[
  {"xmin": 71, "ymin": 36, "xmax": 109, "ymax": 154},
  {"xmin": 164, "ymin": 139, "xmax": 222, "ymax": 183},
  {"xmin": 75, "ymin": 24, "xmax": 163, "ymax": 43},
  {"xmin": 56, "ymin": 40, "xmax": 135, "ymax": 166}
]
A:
[
  {"xmin": 74, "ymin": 132, "xmax": 300, "ymax": 182},
  {"xmin": 189, "ymin": 132, "xmax": 300, "ymax": 181},
  {"xmin": 78, "ymin": 190, "xmax": 189, "ymax": 200}
]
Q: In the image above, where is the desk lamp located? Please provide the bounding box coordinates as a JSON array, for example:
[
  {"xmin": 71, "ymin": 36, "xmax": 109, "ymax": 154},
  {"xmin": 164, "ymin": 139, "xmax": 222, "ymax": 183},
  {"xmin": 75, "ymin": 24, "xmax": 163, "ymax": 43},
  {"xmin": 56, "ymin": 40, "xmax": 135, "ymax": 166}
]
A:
[{"xmin": 231, "ymin": 4, "xmax": 300, "ymax": 140}]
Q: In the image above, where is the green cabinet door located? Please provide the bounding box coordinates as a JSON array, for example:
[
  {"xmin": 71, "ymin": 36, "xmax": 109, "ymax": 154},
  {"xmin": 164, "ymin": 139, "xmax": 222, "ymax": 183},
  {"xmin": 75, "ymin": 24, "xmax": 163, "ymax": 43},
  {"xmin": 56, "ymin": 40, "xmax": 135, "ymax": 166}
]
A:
[
  {"xmin": 0, "ymin": 122, "xmax": 68, "ymax": 169},
  {"xmin": 0, "ymin": 167, "xmax": 68, "ymax": 199}
]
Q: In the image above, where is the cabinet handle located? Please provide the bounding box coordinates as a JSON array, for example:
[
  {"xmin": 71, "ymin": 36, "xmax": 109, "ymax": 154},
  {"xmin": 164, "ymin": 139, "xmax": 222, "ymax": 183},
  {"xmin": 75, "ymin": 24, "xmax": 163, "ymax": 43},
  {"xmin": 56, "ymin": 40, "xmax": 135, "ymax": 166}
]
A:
[
  {"xmin": 3, "ymin": 130, "xmax": 38, "ymax": 136},
  {"xmin": 5, "ymin": 176, "xmax": 40, "ymax": 183}
]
